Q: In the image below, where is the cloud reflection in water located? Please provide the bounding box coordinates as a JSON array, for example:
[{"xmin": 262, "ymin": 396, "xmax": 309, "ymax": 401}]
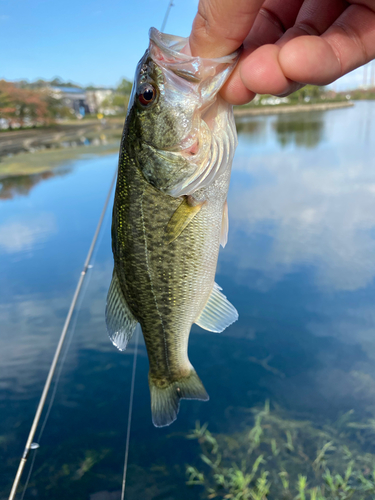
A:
[
  {"xmin": 226, "ymin": 108, "xmax": 375, "ymax": 292},
  {"xmin": 0, "ymin": 213, "xmax": 56, "ymax": 254}
]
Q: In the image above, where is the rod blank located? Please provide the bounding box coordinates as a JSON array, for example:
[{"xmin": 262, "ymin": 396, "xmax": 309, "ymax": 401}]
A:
[{"xmin": 9, "ymin": 169, "xmax": 117, "ymax": 500}]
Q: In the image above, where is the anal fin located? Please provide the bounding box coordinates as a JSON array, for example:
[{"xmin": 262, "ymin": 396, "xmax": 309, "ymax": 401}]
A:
[
  {"xmin": 166, "ymin": 196, "xmax": 205, "ymax": 244},
  {"xmin": 105, "ymin": 269, "xmax": 138, "ymax": 351},
  {"xmin": 195, "ymin": 282, "xmax": 238, "ymax": 333}
]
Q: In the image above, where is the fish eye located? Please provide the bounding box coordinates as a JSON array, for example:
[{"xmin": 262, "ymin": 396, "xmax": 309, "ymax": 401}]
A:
[{"xmin": 138, "ymin": 84, "xmax": 157, "ymax": 107}]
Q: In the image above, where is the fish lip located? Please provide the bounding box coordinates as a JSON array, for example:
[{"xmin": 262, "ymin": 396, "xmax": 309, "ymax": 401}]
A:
[
  {"xmin": 148, "ymin": 28, "xmax": 241, "ymax": 109},
  {"xmin": 149, "ymin": 28, "xmax": 241, "ymax": 65}
]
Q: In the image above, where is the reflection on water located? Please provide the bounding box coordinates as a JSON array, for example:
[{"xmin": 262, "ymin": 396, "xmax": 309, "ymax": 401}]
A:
[
  {"xmin": 0, "ymin": 170, "xmax": 69, "ymax": 200},
  {"xmin": 0, "ymin": 213, "xmax": 56, "ymax": 254},
  {"xmin": 1, "ymin": 102, "xmax": 375, "ymax": 499},
  {"xmin": 273, "ymin": 111, "xmax": 325, "ymax": 148},
  {"xmin": 236, "ymin": 110, "xmax": 325, "ymax": 149},
  {"xmin": 236, "ymin": 118, "xmax": 266, "ymax": 138},
  {"xmin": 0, "ymin": 121, "xmax": 122, "ymax": 159}
]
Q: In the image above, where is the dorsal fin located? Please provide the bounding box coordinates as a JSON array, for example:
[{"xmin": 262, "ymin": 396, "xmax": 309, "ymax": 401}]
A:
[
  {"xmin": 195, "ymin": 282, "xmax": 238, "ymax": 333},
  {"xmin": 105, "ymin": 270, "xmax": 138, "ymax": 351}
]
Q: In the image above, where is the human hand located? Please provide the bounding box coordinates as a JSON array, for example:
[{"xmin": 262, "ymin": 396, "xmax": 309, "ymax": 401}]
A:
[{"xmin": 189, "ymin": 0, "xmax": 375, "ymax": 104}]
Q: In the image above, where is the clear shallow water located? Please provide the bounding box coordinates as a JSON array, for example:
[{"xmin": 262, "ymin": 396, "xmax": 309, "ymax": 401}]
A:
[{"xmin": 1, "ymin": 102, "xmax": 375, "ymax": 499}]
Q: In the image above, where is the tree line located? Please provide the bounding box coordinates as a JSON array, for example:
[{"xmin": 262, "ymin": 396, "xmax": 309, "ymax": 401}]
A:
[{"xmin": 0, "ymin": 78, "xmax": 133, "ymax": 130}]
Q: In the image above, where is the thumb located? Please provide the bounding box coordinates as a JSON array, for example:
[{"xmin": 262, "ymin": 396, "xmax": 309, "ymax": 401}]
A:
[{"xmin": 189, "ymin": 0, "xmax": 265, "ymax": 58}]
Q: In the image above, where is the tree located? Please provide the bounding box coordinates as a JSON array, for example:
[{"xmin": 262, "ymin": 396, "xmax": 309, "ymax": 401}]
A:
[
  {"xmin": 117, "ymin": 78, "xmax": 133, "ymax": 95},
  {"xmin": 0, "ymin": 80, "xmax": 50, "ymax": 127},
  {"xmin": 289, "ymin": 85, "xmax": 326, "ymax": 103}
]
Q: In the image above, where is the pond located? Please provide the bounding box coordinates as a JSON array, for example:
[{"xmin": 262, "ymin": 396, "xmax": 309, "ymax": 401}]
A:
[{"xmin": 1, "ymin": 101, "xmax": 375, "ymax": 499}]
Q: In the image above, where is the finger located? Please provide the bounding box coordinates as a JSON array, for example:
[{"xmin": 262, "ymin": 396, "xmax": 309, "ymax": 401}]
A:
[
  {"xmin": 229, "ymin": 0, "xmax": 368, "ymax": 98},
  {"xmin": 189, "ymin": 0, "xmax": 264, "ymax": 58},
  {"xmin": 240, "ymin": 44, "xmax": 293, "ymax": 96},
  {"xmin": 219, "ymin": 0, "xmax": 304, "ymax": 103},
  {"xmin": 248, "ymin": 0, "xmax": 304, "ymax": 46},
  {"xmin": 238, "ymin": 0, "xmax": 348, "ymax": 96},
  {"xmin": 220, "ymin": 70, "xmax": 256, "ymax": 105},
  {"xmin": 220, "ymin": 42, "xmax": 296, "ymax": 102},
  {"xmin": 221, "ymin": 0, "xmax": 347, "ymax": 100},
  {"xmin": 276, "ymin": 0, "xmax": 347, "ymax": 47},
  {"xmin": 280, "ymin": 3, "xmax": 375, "ymax": 85}
]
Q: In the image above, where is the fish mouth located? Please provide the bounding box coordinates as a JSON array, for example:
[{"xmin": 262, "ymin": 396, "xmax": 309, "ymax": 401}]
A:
[
  {"xmin": 149, "ymin": 28, "xmax": 240, "ymax": 65},
  {"xmin": 149, "ymin": 28, "xmax": 240, "ymax": 101},
  {"xmin": 182, "ymin": 138, "xmax": 199, "ymax": 156},
  {"xmin": 166, "ymin": 127, "xmax": 201, "ymax": 155},
  {"xmin": 145, "ymin": 28, "xmax": 239, "ymax": 198}
]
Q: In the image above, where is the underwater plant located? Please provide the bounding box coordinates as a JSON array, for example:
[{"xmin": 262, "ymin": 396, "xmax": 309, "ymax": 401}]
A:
[{"xmin": 186, "ymin": 402, "xmax": 375, "ymax": 499}]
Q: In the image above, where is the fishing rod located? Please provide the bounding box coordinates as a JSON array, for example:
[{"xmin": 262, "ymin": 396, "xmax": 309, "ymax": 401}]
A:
[
  {"xmin": 10, "ymin": 2, "xmax": 177, "ymax": 496},
  {"xmin": 8, "ymin": 168, "xmax": 117, "ymax": 500},
  {"xmin": 161, "ymin": 0, "xmax": 174, "ymax": 32}
]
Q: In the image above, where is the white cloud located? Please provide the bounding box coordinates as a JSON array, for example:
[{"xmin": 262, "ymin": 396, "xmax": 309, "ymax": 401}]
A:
[
  {"xmin": 328, "ymin": 62, "xmax": 375, "ymax": 91},
  {"xmin": 0, "ymin": 213, "xmax": 56, "ymax": 254},
  {"xmin": 0, "ymin": 259, "xmax": 146, "ymax": 394},
  {"xmin": 223, "ymin": 132, "xmax": 375, "ymax": 292}
]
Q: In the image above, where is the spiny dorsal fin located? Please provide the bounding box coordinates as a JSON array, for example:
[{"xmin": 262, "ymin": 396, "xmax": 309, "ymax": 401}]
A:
[
  {"xmin": 105, "ymin": 270, "xmax": 138, "ymax": 351},
  {"xmin": 165, "ymin": 196, "xmax": 205, "ymax": 244},
  {"xmin": 195, "ymin": 282, "xmax": 238, "ymax": 333},
  {"xmin": 220, "ymin": 200, "xmax": 229, "ymax": 248}
]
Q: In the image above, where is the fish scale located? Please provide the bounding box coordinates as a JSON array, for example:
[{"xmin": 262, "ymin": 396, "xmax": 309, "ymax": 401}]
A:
[{"xmin": 106, "ymin": 28, "xmax": 240, "ymax": 426}]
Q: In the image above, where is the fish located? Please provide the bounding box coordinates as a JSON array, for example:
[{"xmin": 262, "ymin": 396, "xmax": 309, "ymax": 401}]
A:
[{"xmin": 106, "ymin": 28, "xmax": 240, "ymax": 427}]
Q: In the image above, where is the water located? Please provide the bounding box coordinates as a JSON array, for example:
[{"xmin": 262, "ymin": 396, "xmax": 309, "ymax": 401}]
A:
[{"xmin": 1, "ymin": 102, "xmax": 375, "ymax": 499}]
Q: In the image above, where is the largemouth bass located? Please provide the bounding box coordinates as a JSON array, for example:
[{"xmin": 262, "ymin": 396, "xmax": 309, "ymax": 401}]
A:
[{"xmin": 106, "ymin": 28, "xmax": 239, "ymax": 427}]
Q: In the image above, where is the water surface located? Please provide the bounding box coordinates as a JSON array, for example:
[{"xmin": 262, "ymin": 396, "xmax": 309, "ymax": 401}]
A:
[{"xmin": 1, "ymin": 102, "xmax": 375, "ymax": 499}]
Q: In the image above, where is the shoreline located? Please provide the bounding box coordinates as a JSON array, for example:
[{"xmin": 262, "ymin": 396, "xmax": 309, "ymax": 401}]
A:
[
  {"xmin": 234, "ymin": 101, "xmax": 353, "ymax": 117},
  {"xmin": 0, "ymin": 120, "xmax": 123, "ymax": 160},
  {"xmin": 0, "ymin": 101, "xmax": 354, "ymax": 161}
]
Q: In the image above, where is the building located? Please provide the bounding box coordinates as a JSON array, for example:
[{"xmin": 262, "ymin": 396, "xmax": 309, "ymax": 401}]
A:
[
  {"xmin": 50, "ymin": 86, "xmax": 90, "ymax": 117},
  {"xmin": 85, "ymin": 89, "xmax": 114, "ymax": 114}
]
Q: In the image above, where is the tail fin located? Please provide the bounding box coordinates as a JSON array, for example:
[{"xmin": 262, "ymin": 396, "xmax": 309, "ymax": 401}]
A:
[{"xmin": 149, "ymin": 370, "xmax": 209, "ymax": 427}]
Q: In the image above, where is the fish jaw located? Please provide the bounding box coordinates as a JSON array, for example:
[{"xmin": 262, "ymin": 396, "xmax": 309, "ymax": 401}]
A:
[
  {"xmin": 127, "ymin": 28, "xmax": 240, "ymax": 198},
  {"xmin": 148, "ymin": 28, "xmax": 240, "ymax": 102}
]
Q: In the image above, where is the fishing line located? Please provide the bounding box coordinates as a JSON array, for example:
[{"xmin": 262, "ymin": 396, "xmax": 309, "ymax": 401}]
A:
[
  {"xmin": 20, "ymin": 195, "xmax": 112, "ymax": 500},
  {"xmin": 14, "ymin": 3, "xmax": 176, "ymax": 496},
  {"xmin": 120, "ymin": 326, "xmax": 140, "ymax": 500},
  {"xmin": 119, "ymin": 7, "xmax": 177, "ymax": 498},
  {"xmin": 9, "ymin": 167, "xmax": 117, "ymax": 500},
  {"xmin": 118, "ymin": 4, "xmax": 177, "ymax": 496}
]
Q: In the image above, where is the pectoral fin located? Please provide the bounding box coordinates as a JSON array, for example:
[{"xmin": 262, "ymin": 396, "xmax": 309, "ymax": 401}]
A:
[
  {"xmin": 220, "ymin": 200, "xmax": 229, "ymax": 248},
  {"xmin": 166, "ymin": 196, "xmax": 205, "ymax": 244},
  {"xmin": 195, "ymin": 282, "xmax": 238, "ymax": 333},
  {"xmin": 105, "ymin": 269, "xmax": 138, "ymax": 351}
]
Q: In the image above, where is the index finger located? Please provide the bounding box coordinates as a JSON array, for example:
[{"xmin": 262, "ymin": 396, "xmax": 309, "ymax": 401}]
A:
[{"xmin": 189, "ymin": 0, "xmax": 265, "ymax": 57}]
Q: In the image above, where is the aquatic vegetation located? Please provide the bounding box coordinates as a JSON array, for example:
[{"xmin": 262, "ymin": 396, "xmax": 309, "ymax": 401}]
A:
[{"xmin": 186, "ymin": 402, "xmax": 375, "ymax": 499}]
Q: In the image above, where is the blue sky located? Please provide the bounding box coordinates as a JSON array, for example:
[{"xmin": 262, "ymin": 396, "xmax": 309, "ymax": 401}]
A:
[
  {"xmin": 0, "ymin": 0, "xmax": 199, "ymax": 87},
  {"xmin": 0, "ymin": 0, "xmax": 373, "ymax": 90}
]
